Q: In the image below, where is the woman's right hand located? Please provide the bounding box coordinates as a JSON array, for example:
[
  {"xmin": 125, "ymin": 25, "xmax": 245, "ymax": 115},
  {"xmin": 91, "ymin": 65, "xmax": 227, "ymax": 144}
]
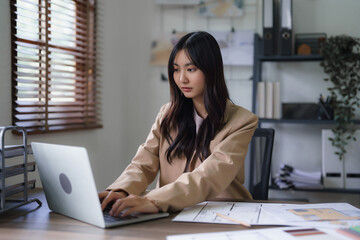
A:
[{"xmin": 98, "ymin": 190, "xmax": 128, "ymax": 211}]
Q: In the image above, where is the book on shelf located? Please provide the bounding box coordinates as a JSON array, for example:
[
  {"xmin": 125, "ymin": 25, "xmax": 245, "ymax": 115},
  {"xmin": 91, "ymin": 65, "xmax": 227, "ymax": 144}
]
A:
[
  {"xmin": 273, "ymin": 164, "xmax": 323, "ymax": 190},
  {"xmin": 265, "ymin": 81, "xmax": 273, "ymax": 118},
  {"xmin": 257, "ymin": 82, "xmax": 266, "ymax": 118},
  {"xmin": 273, "ymin": 81, "xmax": 281, "ymax": 119},
  {"xmin": 257, "ymin": 81, "xmax": 281, "ymax": 119}
]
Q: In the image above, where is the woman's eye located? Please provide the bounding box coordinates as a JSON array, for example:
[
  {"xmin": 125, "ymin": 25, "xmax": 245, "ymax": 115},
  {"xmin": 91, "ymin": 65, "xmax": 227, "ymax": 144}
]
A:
[
  {"xmin": 188, "ymin": 68, "xmax": 196, "ymax": 72},
  {"xmin": 174, "ymin": 68, "xmax": 179, "ymax": 72}
]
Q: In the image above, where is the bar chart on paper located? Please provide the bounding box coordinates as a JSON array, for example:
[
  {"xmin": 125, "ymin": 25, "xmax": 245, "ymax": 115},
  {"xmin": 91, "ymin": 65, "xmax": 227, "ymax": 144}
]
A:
[
  {"xmin": 166, "ymin": 227, "xmax": 352, "ymax": 240},
  {"xmin": 173, "ymin": 201, "xmax": 360, "ymax": 229}
]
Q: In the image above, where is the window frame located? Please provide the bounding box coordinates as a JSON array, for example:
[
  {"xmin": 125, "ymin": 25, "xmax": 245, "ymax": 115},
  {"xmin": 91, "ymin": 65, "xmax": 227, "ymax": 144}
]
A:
[{"xmin": 10, "ymin": 0, "xmax": 102, "ymax": 134}]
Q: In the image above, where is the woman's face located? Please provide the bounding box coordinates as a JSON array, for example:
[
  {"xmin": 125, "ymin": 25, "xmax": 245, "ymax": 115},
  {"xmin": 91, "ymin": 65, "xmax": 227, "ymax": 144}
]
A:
[{"xmin": 173, "ymin": 49, "xmax": 206, "ymax": 103}]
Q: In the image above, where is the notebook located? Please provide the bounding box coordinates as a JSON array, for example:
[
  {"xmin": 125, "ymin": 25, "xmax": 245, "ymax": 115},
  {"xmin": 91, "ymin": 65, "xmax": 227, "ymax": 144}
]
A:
[{"xmin": 31, "ymin": 142, "xmax": 169, "ymax": 228}]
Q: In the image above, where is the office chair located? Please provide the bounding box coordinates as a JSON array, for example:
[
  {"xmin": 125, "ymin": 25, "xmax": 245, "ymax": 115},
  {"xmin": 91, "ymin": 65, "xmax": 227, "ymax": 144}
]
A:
[{"xmin": 248, "ymin": 128, "xmax": 275, "ymax": 200}]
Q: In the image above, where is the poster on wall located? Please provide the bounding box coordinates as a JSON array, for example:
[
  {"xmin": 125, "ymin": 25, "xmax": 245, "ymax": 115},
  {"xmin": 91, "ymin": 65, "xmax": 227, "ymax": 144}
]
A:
[
  {"xmin": 156, "ymin": 0, "xmax": 244, "ymax": 17},
  {"xmin": 209, "ymin": 30, "xmax": 254, "ymax": 66},
  {"xmin": 198, "ymin": 0, "xmax": 244, "ymax": 17},
  {"xmin": 150, "ymin": 32, "xmax": 188, "ymax": 66},
  {"xmin": 156, "ymin": 0, "xmax": 199, "ymax": 5},
  {"xmin": 150, "ymin": 30, "xmax": 253, "ymax": 66}
]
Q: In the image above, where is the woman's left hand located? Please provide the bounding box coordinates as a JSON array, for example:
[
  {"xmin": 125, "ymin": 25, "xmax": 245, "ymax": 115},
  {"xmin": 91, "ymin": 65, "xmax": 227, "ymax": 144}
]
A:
[{"xmin": 109, "ymin": 194, "xmax": 160, "ymax": 217}]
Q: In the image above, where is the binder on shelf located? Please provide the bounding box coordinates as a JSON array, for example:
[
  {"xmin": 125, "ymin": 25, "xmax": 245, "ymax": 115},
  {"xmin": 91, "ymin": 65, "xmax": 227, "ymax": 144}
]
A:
[
  {"xmin": 262, "ymin": 0, "xmax": 274, "ymax": 56},
  {"xmin": 279, "ymin": 0, "xmax": 293, "ymax": 56},
  {"xmin": 322, "ymin": 129, "xmax": 344, "ymax": 188}
]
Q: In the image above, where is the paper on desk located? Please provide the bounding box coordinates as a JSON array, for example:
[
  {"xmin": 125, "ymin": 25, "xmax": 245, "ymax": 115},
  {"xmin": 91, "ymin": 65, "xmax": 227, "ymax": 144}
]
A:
[
  {"xmin": 172, "ymin": 201, "xmax": 285, "ymax": 225},
  {"xmin": 173, "ymin": 201, "xmax": 360, "ymax": 228},
  {"xmin": 166, "ymin": 226, "xmax": 350, "ymax": 240},
  {"xmin": 261, "ymin": 202, "xmax": 360, "ymax": 229}
]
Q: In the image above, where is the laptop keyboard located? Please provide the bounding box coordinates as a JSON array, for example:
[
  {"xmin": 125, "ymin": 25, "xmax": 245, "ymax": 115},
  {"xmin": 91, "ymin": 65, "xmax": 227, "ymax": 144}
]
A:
[
  {"xmin": 103, "ymin": 207, "xmax": 139, "ymax": 223},
  {"xmin": 101, "ymin": 205, "xmax": 170, "ymax": 226}
]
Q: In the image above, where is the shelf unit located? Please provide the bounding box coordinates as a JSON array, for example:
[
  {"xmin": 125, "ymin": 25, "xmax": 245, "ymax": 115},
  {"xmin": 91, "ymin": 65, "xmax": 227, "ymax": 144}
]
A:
[
  {"xmin": 251, "ymin": 33, "xmax": 325, "ymax": 116},
  {"xmin": 250, "ymin": 33, "xmax": 360, "ymax": 194},
  {"xmin": 0, "ymin": 126, "xmax": 41, "ymax": 213}
]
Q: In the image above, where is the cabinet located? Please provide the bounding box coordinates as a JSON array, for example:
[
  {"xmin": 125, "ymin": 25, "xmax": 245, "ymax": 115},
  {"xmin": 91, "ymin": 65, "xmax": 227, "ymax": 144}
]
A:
[
  {"xmin": 0, "ymin": 126, "xmax": 41, "ymax": 213},
  {"xmin": 250, "ymin": 33, "xmax": 360, "ymax": 195}
]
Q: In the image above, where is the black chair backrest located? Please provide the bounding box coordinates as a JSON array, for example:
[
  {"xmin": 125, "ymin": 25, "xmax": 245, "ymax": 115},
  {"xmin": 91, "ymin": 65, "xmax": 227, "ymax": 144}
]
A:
[{"xmin": 249, "ymin": 128, "xmax": 275, "ymax": 200}]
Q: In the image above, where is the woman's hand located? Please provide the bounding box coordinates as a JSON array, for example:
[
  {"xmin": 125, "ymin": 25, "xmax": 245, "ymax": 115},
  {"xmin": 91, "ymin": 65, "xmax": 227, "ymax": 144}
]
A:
[
  {"xmin": 99, "ymin": 190, "xmax": 127, "ymax": 211},
  {"xmin": 108, "ymin": 194, "xmax": 160, "ymax": 217}
]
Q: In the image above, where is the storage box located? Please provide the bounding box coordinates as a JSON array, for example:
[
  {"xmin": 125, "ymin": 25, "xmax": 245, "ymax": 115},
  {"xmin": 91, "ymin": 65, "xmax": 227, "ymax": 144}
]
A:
[
  {"xmin": 295, "ymin": 33, "xmax": 326, "ymax": 55},
  {"xmin": 343, "ymin": 130, "xmax": 360, "ymax": 189},
  {"xmin": 282, "ymin": 103, "xmax": 318, "ymax": 119},
  {"xmin": 322, "ymin": 129, "xmax": 344, "ymax": 188},
  {"xmin": 322, "ymin": 129, "xmax": 360, "ymax": 189}
]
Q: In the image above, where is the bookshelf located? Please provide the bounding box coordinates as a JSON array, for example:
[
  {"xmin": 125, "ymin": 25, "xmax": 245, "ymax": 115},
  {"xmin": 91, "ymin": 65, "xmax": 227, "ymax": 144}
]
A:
[
  {"xmin": 251, "ymin": 33, "xmax": 325, "ymax": 116},
  {"xmin": 250, "ymin": 33, "xmax": 360, "ymax": 194}
]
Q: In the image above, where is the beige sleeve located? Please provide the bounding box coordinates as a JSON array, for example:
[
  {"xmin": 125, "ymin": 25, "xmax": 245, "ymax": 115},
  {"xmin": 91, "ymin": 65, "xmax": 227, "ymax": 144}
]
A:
[
  {"xmin": 145, "ymin": 112, "xmax": 258, "ymax": 212},
  {"xmin": 106, "ymin": 104, "xmax": 168, "ymax": 195}
]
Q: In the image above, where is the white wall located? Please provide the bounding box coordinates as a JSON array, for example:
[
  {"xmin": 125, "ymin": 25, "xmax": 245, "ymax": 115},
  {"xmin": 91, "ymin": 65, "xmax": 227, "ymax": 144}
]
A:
[{"xmin": 0, "ymin": 0, "xmax": 359, "ymax": 203}]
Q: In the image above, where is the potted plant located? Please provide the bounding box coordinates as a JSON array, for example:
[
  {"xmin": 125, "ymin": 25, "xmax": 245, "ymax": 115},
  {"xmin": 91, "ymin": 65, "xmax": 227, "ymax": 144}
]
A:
[{"xmin": 320, "ymin": 35, "xmax": 360, "ymax": 161}]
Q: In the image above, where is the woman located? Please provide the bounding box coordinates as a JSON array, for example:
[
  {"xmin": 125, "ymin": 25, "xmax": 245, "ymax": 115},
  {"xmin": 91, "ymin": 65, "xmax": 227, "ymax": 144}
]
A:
[{"xmin": 99, "ymin": 31, "xmax": 258, "ymax": 217}]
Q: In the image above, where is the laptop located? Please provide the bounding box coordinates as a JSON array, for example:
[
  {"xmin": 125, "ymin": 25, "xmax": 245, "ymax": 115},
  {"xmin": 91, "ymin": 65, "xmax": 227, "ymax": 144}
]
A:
[{"xmin": 31, "ymin": 142, "xmax": 169, "ymax": 228}]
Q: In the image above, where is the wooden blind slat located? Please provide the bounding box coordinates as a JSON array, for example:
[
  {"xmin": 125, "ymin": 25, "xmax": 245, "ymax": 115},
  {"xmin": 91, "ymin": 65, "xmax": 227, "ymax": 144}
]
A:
[
  {"xmin": 15, "ymin": 112, "xmax": 97, "ymax": 121},
  {"xmin": 15, "ymin": 106, "xmax": 97, "ymax": 114},
  {"xmin": 15, "ymin": 39, "xmax": 92, "ymax": 57},
  {"xmin": 48, "ymin": 20, "xmax": 87, "ymax": 35},
  {"xmin": 48, "ymin": 13, "xmax": 87, "ymax": 29},
  {"xmin": 13, "ymin": 0, "xmax": 45, "ymax": 9},
  {"xmin": 16, "ymin": 56, "xmax": 46, "ymax": 64},
  {"xmin": 15, "ymin": 100, "xmax": 98, "ymax": 107}
]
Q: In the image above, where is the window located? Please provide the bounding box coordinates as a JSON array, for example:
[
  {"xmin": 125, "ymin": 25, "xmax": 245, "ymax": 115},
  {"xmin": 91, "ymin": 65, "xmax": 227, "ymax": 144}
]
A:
[{"xmin": 10, "ymin": 0, "xmax": 101, "ymax": 134}]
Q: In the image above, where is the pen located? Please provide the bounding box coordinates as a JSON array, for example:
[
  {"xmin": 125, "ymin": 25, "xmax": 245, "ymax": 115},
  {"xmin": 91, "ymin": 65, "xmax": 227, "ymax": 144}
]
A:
[{"xmin": 215, "ymin": 213, "xmax": 251, "ymax": 228}]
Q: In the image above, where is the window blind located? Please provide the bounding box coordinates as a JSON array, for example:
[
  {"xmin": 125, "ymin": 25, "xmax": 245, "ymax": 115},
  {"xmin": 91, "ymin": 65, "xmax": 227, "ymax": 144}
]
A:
[{"xmin": 10, "ymin": 0, "xmax": 102, "ymax": 134}]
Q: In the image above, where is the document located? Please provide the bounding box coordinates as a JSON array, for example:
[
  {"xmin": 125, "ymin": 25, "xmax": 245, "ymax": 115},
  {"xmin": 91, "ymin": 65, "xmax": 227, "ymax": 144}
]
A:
[
  {"xmin": 273, "ymin": 164, "xmax": 323, "ymax": 190},
  {"xmin": 167, "ymin": 226, "xmax": 351, "ymax": 240},
  {"xmin": 262, "ymin": 202, "xmax": 360, "ymax": 228},
  {"xmin": 173, "ymin": 201, "xmax": 284, "ymax": 225},
  {"xmin": 173, "ymin": 201, "xmax": 360, "ymax": 229}
]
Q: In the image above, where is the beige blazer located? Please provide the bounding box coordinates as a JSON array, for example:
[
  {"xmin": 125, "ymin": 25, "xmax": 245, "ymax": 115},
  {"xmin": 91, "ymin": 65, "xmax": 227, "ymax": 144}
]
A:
[{"xmin": 107, "ymin": 100, "xmax": 258, "ymax": 212}]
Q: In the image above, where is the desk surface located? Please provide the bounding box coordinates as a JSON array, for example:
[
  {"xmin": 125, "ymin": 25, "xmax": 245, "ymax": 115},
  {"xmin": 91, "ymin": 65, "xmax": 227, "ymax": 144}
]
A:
[{"xmin": 0, "ymin": 189, "xmax": 278, "ymax": 240}]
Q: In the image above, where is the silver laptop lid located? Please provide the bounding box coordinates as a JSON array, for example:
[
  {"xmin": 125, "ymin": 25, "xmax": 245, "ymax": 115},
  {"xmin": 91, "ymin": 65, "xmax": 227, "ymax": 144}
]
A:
[{"xmin": 31, "ymin": 142, "xmax": 106, "ymax": 228}]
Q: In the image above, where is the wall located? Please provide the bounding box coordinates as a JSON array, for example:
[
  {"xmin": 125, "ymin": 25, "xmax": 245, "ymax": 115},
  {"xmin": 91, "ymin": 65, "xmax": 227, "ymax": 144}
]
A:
[
  {"xmin": 0, "ymin": 0, "xmax": 139, "ymax": 191},
  {"xmin": 0, "ymin": 0, "xmax": 359, "ymax": 204}
]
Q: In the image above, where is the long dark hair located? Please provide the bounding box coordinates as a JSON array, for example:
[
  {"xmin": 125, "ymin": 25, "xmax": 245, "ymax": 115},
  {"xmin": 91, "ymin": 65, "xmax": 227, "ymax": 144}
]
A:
[{"xmin": 160, "ymin": 31, "xmax": 229, "ymax": 164}]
